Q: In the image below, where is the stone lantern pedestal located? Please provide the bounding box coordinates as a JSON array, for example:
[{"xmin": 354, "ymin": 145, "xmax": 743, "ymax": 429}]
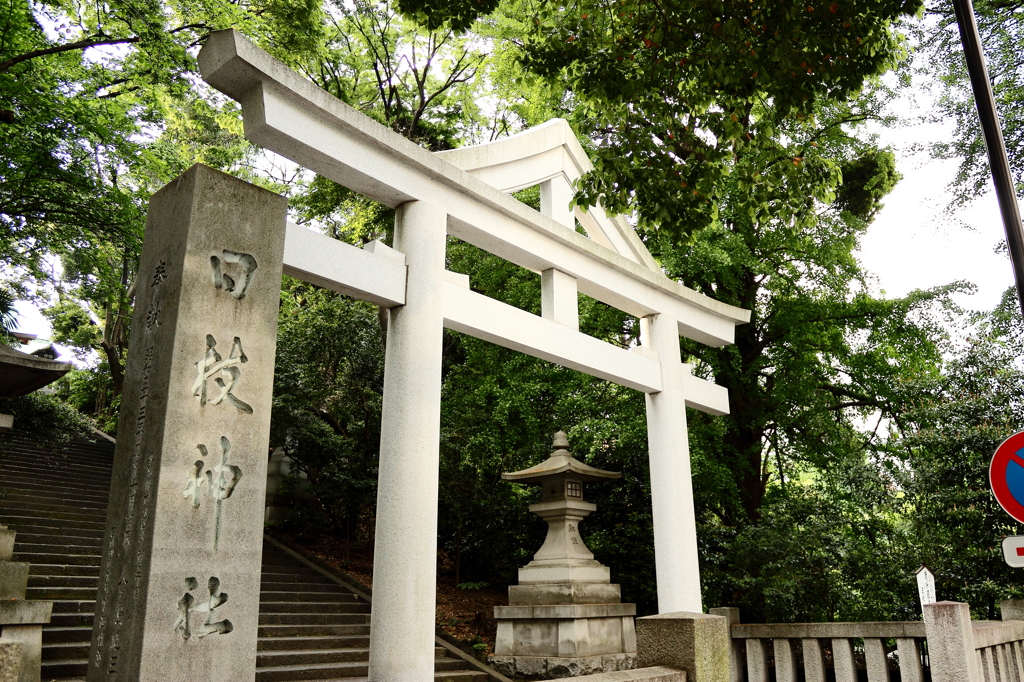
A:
[{"xmin": 490, "ymin": 432, "xmax": 636, "ymax": 679}]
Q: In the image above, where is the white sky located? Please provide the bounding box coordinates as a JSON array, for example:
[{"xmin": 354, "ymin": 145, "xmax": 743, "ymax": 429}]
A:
[{"xmin": 860, "ymin": 102, "xmax": 1013, "ymax": 314}]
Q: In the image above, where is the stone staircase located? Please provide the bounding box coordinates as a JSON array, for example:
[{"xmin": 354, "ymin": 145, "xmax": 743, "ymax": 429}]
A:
[{"xmin": 0, "ymin": 434, "xmax": 490, "ymax": 682}]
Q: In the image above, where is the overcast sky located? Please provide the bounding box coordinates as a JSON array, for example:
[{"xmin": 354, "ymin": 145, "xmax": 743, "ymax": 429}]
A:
[{"xmin": 859, "ymin": 101, "xmax": 1013, "ymax": 314}]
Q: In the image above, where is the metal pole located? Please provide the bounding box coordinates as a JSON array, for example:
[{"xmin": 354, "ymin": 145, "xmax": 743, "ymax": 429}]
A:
[{"xmin": 952, "ymin": 0, "xmax": 1024, "ymax": 318}]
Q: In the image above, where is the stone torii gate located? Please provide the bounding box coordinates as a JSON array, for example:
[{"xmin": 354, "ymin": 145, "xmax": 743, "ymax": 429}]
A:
[{"xmin": 89, "ymin": 28, "xmax": 748, "ymax": 682}]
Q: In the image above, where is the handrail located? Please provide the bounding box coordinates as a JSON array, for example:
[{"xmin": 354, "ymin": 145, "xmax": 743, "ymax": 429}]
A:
[
  {"xmin": 972, "ymin": 620, "xmax": 1024, "ymax": 649},
  {"xmin": 731, "ymin": 622, "xmax": 926, "ymax": 639}
]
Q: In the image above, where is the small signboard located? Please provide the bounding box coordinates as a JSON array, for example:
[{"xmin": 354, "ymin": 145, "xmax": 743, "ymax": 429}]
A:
[
  {"xmin": 989, "ymin": 431, "xmax": 1024, "ymax": 523},
  {"xmin": 916, "ymin": 566, "xmax": 936, "ymax": 609},
  {"xmin": 1003, "ymin": 536, "xmax": 1024, "ymax": 568}
]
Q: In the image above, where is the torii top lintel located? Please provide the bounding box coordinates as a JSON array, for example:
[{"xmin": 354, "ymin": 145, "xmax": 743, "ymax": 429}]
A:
[{"xmin": 197, "ymin": 29, "xmax": 749, "ymax": 348}]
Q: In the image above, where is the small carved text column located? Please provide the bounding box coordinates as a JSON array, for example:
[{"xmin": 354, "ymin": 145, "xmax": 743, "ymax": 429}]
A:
[{"xmin": 88, "ymin": 164, "xmax": 286, "ymax": 681}]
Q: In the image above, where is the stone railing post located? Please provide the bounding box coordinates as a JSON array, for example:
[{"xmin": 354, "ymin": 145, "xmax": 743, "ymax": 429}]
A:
[
  {"xmin": 708, "ymin": 607, "xmax": 742, "ymax": 682},
  {"xmin": 637, "ymin": 611, "xmax": 729, "ymax": 682},
  {"xmin": 1000, "ymin": 599, "xmax": 1024, "ymax": 621},
  {"xmin": 924, "ymin": 601, "xmax": 982, "ymax": 682}
]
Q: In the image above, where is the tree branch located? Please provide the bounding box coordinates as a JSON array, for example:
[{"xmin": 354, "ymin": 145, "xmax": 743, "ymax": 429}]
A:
[{"xmin": 0, "ymin": 36, "xmax": 141, "ymax": 73}]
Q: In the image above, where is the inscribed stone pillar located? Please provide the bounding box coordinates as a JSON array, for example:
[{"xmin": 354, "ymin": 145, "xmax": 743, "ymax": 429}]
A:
[
  {"xmin": 88, "ymin": 164, "xmax": 286, "ymax": 681},
  {"xmin": 641, "ymin": 313, "xmax": 702, "ymax": 613},
  {"xmin": 368, "ymin": 200, "xmax": 446, "ymax": 682}
]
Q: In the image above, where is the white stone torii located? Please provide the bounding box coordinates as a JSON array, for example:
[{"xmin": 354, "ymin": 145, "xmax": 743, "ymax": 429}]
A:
[{"xmin": 198, "ymin": 29, "xmax": 750, "ymax": 682}]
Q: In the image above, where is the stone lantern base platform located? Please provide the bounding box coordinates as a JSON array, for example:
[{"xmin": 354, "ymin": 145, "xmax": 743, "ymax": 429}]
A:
[
  {"xmin": 490, "ymin": 599, "xmax": 637, "ymax": 679},
  {"xmin": 489, "ymin": 652, "xmax": 636, "ymax": 680}
]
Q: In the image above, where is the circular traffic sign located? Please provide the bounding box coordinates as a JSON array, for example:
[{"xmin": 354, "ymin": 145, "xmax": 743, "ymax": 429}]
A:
[{"xmin": 990, "ymin": 431, "xmax": 1024, "ymax": 523}]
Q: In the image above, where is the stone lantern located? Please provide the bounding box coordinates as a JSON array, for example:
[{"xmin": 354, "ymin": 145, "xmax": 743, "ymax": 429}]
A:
[{"xmin": 490, "ymin": 431, "xmax": 637, "ymax": 679}]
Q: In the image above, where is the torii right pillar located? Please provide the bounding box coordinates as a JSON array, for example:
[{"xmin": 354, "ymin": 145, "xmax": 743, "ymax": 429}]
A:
[{"xmin": 641, "ymin": 313, "xmax": 703, "ymax": 614}]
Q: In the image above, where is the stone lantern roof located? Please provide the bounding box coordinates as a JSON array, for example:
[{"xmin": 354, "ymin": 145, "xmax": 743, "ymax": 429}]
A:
[{"xmin": 501, "ymin": 431, "xmax": 620, "ymax": 484}]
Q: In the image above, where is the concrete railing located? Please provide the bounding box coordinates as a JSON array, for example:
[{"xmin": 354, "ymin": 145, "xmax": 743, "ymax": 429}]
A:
[
  {"xmin": 925, "ymin": 600, "xmax": 1024, "ymax": 682},
  {"xmin": 709, "ymin": 606, "xmax": 926, "ymax": 682},
  {"xmin": 673, "ymin": 601, "xmax": 1024, "ymax": 682}
]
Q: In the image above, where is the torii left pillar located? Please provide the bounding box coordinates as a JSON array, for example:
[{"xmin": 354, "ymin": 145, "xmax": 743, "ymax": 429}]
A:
[
  {"xmin": 89, "ymin": 164, "xmax": 286, "ymax": 680},
  {"xmin": 369, "ymin": 201, "xmax": 447, "ymax": 681}
]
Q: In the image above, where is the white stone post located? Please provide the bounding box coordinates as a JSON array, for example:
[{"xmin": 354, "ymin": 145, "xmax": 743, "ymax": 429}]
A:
[
  {"xmin": 541, "ymin": 269, "xmax": 579, "ymax": 331},
  {"xmin": 708, "ymin": 606, "xmax": 742, "ymax": 682},
  {"xmin": 641, "ymin": 313, "xmax": 702, "ymax": 613},
  {"xmin": 831, "ymin": 638, "xmax": 856, "ymax": 682},
  {"xmin": 369, "ymin": 200, "xmax": 446, "ymax": 682},
  {"xmin": 802, "ymin": 639, "xmax": 826, "ymax": 682},
  {"xmin": 924, "ymin": 601, "xmax": 983, "ymax": 682},
  {"xmin": 88, "ymin": 164, "xmax": 286, "ymax": 681},
  {"xmin": 540, "ymin": 176, "xmax": 575, "ymax": 228}
]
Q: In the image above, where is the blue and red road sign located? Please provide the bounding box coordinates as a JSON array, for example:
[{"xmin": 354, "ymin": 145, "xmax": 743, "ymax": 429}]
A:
[{"xmin": 990, "ymin": 431, "xmax": 1024, "ymax": 524}]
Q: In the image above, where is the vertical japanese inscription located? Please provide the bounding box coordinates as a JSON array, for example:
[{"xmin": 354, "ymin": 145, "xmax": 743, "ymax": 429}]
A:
[{"xmin": 95, "ymin": 261, "xmax": 165, "ymax": 675}]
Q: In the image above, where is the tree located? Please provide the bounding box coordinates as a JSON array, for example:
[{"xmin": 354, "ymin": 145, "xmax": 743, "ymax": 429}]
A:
[
  {"xmin": 504, "ymin": 0, "xmax": 922, "ymax": 238},
  {"xmin": 270, "ymin": 280, "xmax": 385, "ymax": 545},
  {"xmin": 456, "ymin": 0, "xmax": 978, "ymax": 619},
  {"xmin": 892, "ymin": 295, "xmax": 1024, "ymax": 619},
  {"xmin": 921, "ymin": 0, "xmax": 1024, "ymax": 205},
  {"xmin": 1, "ymin": 0, "xmax": 325, "ymax": 416}
]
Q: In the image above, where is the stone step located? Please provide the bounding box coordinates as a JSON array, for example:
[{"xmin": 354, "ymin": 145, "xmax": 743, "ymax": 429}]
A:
[
  {"xmin": 42, "ymin": 626, "xmax": 93, "ymax": 645},
  {"xmin": 257, "ymin": 648, "xmax": 371, "ymax": 667},
  {"xmin": 0, "ymin": 522, "xmax": 105, "ymax": 540},
  {"xmin": 433, "ymin": 672, "xmax": 489, "ymax": 682},
  {"xmin": 261, "ymin": 568, "xmax": 332, "ymax": 581},
  {"xmin": 0, "ymin": 483, "xmax": 110, "ymax": 503},
  {"xmin": 259, "ymin": 625, "xmax": 371, "ymax": 639},
  {"xmin": 0, "ymin": 464, "xmax": 112, "ymax": 486},
  {"xmin": 17, "ymin": 533, "xmax": 103, "ymax": 549},
  {"xmin": 0, "ymin": 499, "xmax": 108, "ymax": 518},
  {"xmin": 41, "ymin": 641, "xmax": 89, "ymax": 661},
  {"xmin": 41, "ymin": 658, "xmax": 87, "ymax": 680},
  {"xmin": 258, "ymin": 636, "xmax": 372, "ymax": 652},
  {"xmin": 261, "ymin": 592, "xmax": 361, "ymax": 604},
  {"xmin": 49, "ymin": 613, "xmax": 96, "ymax": 628},
  {"xmin": 255, "ymin": 660, "xmax": 370, "ymax": 681},
  {"xmin": 27, "ymin": 586, "xmax": 100, "ymax": 600},
  {"xmin": 0, "ymin": 509, "xmax": 107, "ymax": 526},
  {"xmin": 262, "ymin": 554, "xmax": 318, "ymax": 566},
  {"xmin": 260, "ymin": 602, "xmax": 369, "ymax": 615},
  {"xmin": 266, "ymin": 671, "xmax": 489, "ymax": 682},
  {"xmin": 29, "ymin": 564, "xmax": 101, "ymax": 578},
  {"xmin": 0, "ymin": 514, "xmax": 106, "ymax": 532},
  {"xmin": 14, "ymin": 542, "xmax": 102, "ymax": 557},
  {"xmin": 257, "ymin": 658, "xmax": 493, "ymax": 682},
  {"xmin": 15, "ymin": 553, "xmax": 101, "ymax": 567},
  {"xmin": 259, "ymin": 614, "xmax": 371, "ymax": 626},
  {"xmin": 51, "ymin": 600, "xmax": 96, "ymax": 615},
  {"xmin": 261, "ymin": 582, "xmax": 346, "ymax": 594},
  {"xmin": 29, "ymin": 574, "xmax": 100, "ymax": 589}
]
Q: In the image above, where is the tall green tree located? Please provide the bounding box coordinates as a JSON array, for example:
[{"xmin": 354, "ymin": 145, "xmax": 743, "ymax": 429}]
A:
[
  {"xmin": 892, "ymin": 296, "xmax": 1024, "ymax": 619},
  {"xmin": 921, "ymin": 0, "xmax": 1024, "ymax": 205}
]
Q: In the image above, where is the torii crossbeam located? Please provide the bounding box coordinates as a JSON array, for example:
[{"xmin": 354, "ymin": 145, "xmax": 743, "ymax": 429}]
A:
[{"xmin": 197, "ymin": 29, "xmax": 750, "ymax": 682}]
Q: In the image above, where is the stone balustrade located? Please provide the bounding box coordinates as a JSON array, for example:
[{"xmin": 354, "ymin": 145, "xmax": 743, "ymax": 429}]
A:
[
  {"xmin": 688, "ymin": 601, "xmax": 1024, "ymax": 682},
  {"xmin": 710, "ymin": 606, "xmax": 926, "ymax": 682}
]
